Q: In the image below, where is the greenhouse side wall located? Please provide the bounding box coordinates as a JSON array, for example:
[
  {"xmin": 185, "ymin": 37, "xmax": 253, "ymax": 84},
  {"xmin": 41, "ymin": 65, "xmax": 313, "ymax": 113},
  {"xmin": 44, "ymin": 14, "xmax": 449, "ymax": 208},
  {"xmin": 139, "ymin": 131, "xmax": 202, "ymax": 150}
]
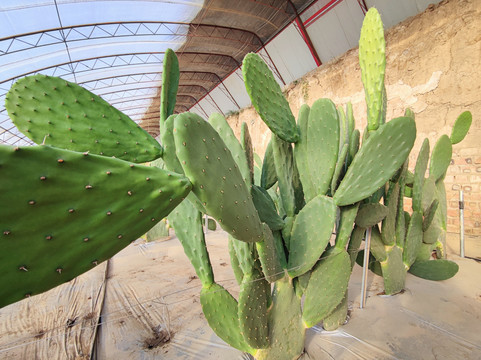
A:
[{"xmin": 226, "ymin": 0, "xmax": 481, "ymax": 249}]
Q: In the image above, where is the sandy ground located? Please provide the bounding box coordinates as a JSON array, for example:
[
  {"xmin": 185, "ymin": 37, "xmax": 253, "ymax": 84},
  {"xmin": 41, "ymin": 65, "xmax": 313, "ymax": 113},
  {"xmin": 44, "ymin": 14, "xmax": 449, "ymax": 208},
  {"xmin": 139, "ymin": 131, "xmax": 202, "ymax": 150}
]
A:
[{"xmin": 1, "ymin": 229, "xmax": 480, "ymax": 359}]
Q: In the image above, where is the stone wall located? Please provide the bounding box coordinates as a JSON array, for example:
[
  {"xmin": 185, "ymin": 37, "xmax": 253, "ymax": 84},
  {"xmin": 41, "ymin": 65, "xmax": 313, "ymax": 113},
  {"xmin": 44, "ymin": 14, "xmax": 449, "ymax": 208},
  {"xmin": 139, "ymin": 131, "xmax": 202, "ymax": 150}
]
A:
[{"xmin": 226, "ymin": 0, "xmax": 481, "ymax": 241}]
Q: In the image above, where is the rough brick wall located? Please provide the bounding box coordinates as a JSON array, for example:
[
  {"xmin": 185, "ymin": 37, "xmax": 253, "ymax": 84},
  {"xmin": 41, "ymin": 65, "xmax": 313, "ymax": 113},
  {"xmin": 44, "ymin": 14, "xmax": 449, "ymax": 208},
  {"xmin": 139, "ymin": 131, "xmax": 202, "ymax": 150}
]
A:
[{"xmin": 227, "ymin": 0, "xmax": 481, "ymax": 238}]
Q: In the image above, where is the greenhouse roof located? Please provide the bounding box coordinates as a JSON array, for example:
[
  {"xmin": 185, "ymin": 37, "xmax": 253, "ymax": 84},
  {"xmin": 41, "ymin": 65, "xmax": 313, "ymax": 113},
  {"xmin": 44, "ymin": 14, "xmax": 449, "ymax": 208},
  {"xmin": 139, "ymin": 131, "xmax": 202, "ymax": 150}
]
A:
[{"xmin": 0, "ymin": 0, "xmax": 317, "ymax": 145}]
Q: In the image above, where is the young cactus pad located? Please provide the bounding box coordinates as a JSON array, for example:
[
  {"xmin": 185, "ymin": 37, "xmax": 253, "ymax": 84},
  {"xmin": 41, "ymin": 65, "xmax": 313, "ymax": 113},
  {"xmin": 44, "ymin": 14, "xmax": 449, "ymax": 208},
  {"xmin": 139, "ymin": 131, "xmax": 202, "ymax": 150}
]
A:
[
  {"xmin": 242, "ymin": 53, "xmax": 299, "ymax": 143},
  {"xmin": 359, "ymin": 7, "xmax": 386, "ymax": 131},
  {"xmin": 0, "ymin": 144, "xmax": 191, "ymax": 308},
  {"xmin": 5, "ymin": 75, "xmax": 162, "ymax": 163}
]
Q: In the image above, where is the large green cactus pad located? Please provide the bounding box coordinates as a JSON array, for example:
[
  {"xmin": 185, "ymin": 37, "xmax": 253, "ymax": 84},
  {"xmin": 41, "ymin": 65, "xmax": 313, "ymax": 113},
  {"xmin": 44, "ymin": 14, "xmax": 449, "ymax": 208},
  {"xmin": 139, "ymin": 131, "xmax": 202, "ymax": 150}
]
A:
[
  {"xmin": 359, "ymin": 8, "xmax": 386, "ymax": 131},
  {"xmin": 6, "ymin": 75, "xmax": 162, "ymax": 163},
  {"xmin": 160, "ymin": 48, "xmax": 179, "ymax": 127},
  {"xmin": 200, "ymin": 283, "xmax": 254, "ymax": 354},
  {"xmin": 333, "ymin": 116, "xmax": 416, "ymax": 206},
  {"xmin": 306, "ymin": 98, "xmax": 340, "ymax": 197},
  {"xmin": 0, "ymin": 144, "xmax": 191, "ymax": 308},
  {"xmin": 287, "ymin": 195, "xmax": 336, "ymax": 278},
  {"xmin": 238, "ymin": 270, "xmax": 270, "ymax": 348},
  {"xmin": 174, "ymin": 112, "xmax": 263, "ymax": 242},
  {"xmin": 409, "ymin": 259, "xmax": 459, "ymax": 281},
  {"xmin": 242, "ymin": 53, "xmax": 299, "ymax": 143},
  {"xmin": 302, "ymin": 249, "xmax": 351, "ymax": 328},
  {"xmin": 255, "ymin": 278, "xmax": 305, "ymax": 360}
]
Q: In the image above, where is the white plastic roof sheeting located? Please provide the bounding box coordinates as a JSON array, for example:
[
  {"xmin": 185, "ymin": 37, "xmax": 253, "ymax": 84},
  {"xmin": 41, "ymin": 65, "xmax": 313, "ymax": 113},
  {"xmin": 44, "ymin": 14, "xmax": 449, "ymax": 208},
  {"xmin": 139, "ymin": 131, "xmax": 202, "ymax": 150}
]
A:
[{"xmin": 0, "ymin": 0, "xmax": 203, "ymax": 145}]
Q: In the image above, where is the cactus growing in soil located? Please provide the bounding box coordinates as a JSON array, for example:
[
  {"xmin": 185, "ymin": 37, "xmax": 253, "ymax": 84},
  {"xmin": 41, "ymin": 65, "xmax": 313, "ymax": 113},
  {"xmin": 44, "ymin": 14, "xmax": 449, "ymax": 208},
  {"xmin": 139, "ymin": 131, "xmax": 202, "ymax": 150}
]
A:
[
  {"xmin": 352, "ymin": 10, "xmax": 472, "ymax": 295},
  {"xmin": 0, "ymin": 7, "xmax": 469, "ymax": 360},
  {"xmin": 156, "ymin": 10, "xmax": 416, "ymax": 355}
]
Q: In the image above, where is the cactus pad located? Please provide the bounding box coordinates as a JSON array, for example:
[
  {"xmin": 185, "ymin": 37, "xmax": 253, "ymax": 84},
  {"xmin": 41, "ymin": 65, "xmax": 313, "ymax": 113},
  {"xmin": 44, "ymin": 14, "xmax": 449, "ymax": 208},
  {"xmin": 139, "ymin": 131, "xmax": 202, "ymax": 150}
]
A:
[
  {"xmin": 412, "ymin": 138, "xmax": 430, "ymax": 212},
  {"xmin": 168, "ymin": 199, "xmax": 214, "ymax": 286},
  {"xmin": 209, "ymin": 113, "xmax": 251, "ymax": 187},
  {"xmin": 355, "ymin": 203, "xmax": 389, "ymax": 228},
  {"xmin": 261, "ymin": 139, "xmax": 277, "ymax": 190},
  {"xmin": 256, "ymin": 224, "xmax": 285, "ymax": 282},
  {"xmin": 255, "ymin": 278, "xmax": 305, "ymax": 360},
  {"xmin": 409, "ymin": 259, "xmax": 459, "ymax": 281},
  {"xmin": 380, "ymin": 246, "xmax": 406, "ymax": 295},
  {"xmin": 333, "ymin": 116, "xmax": 416, "ymax": 206},
  {"xmin": 6, "ymin": 75, "xmax": 162, "ymax": 163},
  {"xmin": 429, "ymin": 135, "xmax": 452, "ymax": 182},
  {"xmin": 303, "ymin": 249, "xmax": 351, "ymax": 327},
  {"xmin": 287, "ymin": 195, "xmax": 336, "ymax": 278},
  {"xmin": 450, "ymin": 111, "xmax": 472, "ymax": 145},
  {"xmin": 251, "ymin": 185, "xmax": 284, "ymax": 231},
  {"xmin": 174, "ymin": 112, "xmax": 263, "ymax": 242},
  {"xmin": 160, "ymin": 48, "xmax": 179, "ymax": 126},
  {"xmin": 359, "ymin": 8, "xmax": 386, "ymax": 131},
  {"xmin": 0, "ymin": 144, "xmax": 191, "ymax": 308},
  {"xmin": 200, "ymin": 283, "xmax": 254, "ymax": 354},
  {"xmin": 242, "ymin": 53, "xmax": 299, "ymax": 143},
  {"xmin": 238, "ymin": 270, "xmax": 270, "ymax": 348},
  {"xmin": 403, "ymin": 211, "xmax": 423, "ymax": 268},
  {"xmin": 306, "ymin": 98, "xmax": 340, "ymax": 196}
]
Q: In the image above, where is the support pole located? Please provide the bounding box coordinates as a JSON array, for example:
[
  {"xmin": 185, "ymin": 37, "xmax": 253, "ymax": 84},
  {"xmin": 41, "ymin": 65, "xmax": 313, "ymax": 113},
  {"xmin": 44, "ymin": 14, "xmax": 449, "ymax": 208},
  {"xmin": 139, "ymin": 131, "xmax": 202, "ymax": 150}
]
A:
[
  {"xmin": 360, "ymin": 227, "xmax": 372, "ymax": 309},
  {"xmin": 204, "ymin": 214, "xmax": 209, "ymax": 233},
  {"xmin": 459, "ymin": 190, "xmax": 465, "ymax": 258}
]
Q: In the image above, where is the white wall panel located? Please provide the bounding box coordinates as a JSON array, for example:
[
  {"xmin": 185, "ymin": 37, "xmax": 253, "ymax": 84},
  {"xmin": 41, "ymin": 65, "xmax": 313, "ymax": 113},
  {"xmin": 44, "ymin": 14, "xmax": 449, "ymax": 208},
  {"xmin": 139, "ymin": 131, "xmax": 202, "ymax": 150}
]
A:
[
  {"xmin": 263, "ymin": 23, "xmax": 318, "ymax": 85},
  {"xmin": 366, "ymin": 0, "xmax": 443, "ymax": 29},
  {"xmin": 304, "ymin": 0, "xmax": 364, "ymax": 64}
]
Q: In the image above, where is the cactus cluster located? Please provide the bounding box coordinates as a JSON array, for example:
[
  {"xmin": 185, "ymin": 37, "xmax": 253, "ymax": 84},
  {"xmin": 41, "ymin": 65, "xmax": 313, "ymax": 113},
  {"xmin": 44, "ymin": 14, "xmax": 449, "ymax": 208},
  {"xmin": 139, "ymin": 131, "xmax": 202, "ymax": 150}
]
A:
[{"xmin": 0, "ymin": 8, "xmax": 471, "ymax": 360}]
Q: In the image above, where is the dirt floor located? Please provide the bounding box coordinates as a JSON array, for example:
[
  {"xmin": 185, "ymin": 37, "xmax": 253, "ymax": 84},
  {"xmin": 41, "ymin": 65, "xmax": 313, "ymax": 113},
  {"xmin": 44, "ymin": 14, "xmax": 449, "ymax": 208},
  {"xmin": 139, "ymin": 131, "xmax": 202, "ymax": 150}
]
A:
[{"xmin": 2, "ymin": 229, "xmax": 479, "ymax": 359}]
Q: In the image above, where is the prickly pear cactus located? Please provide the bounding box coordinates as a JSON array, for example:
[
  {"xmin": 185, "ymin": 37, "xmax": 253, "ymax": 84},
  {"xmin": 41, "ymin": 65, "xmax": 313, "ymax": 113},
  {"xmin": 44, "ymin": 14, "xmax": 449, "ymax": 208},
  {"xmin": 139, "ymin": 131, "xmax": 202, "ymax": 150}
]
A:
[
  {"xmin": 5, "ymin": 75, "xmax": 162, "ymax": 163},
  {"xmin": 1, "ymin": 5, "xmax": 470, "ymax": 360},
  {"xmin": 0, "ymin": 144, "xmax": 191, "ymax": 307}
]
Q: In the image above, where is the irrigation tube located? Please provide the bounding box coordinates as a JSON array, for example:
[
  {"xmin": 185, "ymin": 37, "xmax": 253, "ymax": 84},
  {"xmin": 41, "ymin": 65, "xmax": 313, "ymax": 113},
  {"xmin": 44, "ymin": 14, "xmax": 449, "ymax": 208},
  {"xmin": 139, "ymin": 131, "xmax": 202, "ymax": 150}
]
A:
[
  {"xmin": 360, "ymin": 227, "xmax": 372, "ymax": 309},
  {"xmin": 459, "ymin": 190, "xmax": 465, "ymax": 258}
]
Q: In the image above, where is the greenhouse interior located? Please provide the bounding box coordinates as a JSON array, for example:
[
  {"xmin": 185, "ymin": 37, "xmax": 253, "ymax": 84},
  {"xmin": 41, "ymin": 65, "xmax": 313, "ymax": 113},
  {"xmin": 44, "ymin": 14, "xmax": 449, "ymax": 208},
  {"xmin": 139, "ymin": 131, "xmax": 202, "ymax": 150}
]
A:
[{"xmin": 0, "ymin": 0, "xmax": 480, "ymax": 359}]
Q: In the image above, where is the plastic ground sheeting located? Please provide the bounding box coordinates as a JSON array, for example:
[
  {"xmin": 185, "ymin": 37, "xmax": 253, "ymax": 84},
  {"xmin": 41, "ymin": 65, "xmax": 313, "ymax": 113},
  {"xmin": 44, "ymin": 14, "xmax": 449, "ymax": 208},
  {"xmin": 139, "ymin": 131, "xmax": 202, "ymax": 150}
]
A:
[{"xmin": 0, "ymin": 230, "xmax": 480, "ymax": 359}]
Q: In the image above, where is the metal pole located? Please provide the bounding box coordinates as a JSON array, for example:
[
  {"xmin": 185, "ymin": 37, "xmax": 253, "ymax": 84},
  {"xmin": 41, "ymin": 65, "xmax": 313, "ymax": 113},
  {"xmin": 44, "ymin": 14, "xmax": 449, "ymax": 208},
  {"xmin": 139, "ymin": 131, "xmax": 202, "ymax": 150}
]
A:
[
  {"xmin": 459, "ymin": 190, "xmax": 465, "ymax": 258},
  {"xmin": 204, "ymin": 214, "xmax": 209, "ymax": 233},
  {"xmin": 360, "ymin": 227, "xmax": 371, "ymax": 309}
]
